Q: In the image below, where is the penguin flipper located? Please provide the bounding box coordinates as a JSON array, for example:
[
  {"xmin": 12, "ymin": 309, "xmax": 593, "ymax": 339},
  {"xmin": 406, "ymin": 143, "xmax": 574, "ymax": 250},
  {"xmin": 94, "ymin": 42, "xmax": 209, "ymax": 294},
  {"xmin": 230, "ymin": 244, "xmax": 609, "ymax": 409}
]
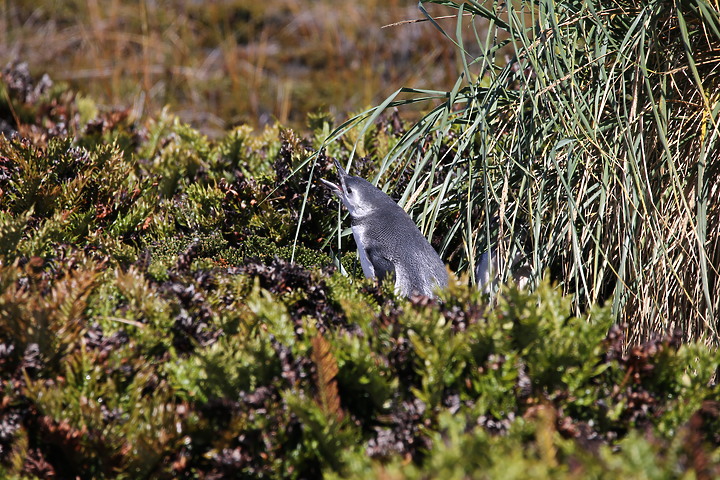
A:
[{"xmin": 366, "ymin": 246, "xmax": 395, "ymax": 283}]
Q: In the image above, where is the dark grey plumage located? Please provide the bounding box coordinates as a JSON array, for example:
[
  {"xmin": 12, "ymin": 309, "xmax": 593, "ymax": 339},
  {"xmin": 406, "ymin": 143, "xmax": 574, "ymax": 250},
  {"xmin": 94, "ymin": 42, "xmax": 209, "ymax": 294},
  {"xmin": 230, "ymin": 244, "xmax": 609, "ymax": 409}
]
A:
[{"xmin": 321, "ymin": 161, "xmax": 448, "ymax": 297}]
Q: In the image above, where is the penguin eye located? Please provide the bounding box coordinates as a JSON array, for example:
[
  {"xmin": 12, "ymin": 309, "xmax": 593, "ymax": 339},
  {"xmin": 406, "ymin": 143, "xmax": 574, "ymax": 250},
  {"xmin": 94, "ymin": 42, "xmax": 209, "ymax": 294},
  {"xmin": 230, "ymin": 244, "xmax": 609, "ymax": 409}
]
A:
[{"xmin": 346, "ymin": 187, "xmax": 353, "ymax": 194}]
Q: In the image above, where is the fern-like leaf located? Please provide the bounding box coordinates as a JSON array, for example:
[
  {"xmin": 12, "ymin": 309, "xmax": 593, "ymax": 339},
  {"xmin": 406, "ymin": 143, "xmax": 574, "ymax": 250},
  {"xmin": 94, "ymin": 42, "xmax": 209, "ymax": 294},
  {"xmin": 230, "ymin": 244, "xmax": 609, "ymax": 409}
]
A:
[{"xmin": 311, "ymin": 333, "xmax": 343, "ymax": 420}]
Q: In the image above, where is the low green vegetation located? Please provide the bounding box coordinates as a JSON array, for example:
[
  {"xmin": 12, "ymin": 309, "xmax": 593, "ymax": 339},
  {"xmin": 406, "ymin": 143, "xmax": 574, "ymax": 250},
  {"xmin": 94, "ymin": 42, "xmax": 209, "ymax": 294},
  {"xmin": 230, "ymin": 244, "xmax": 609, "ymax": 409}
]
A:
[
  {"xmin": 1, "ymin": 57, "xmax": 718, "ymax": 479},
  {"xmin": 1, "ymin": 0, "xmax": 719, "ymax": 478}
]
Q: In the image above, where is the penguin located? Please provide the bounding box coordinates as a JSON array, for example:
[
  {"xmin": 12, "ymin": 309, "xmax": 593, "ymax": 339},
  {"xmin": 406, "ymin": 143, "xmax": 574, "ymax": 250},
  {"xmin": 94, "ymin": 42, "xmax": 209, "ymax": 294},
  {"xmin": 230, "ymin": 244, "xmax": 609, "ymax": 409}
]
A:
[
  {"xmin": 476, "ymin": 248, "xmax": 532, "ymax": 294},
  {"xmin": 321, "ymin": 160, "xmax": 448, "ymax": 297}
]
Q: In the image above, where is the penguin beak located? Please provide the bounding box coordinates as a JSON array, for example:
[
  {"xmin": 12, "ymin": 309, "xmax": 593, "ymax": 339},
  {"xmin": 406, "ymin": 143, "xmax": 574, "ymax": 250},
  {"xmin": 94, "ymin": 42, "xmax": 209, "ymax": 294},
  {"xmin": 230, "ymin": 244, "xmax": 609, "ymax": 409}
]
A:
[
  {"xmin": 320, "ymin": 160, "xmax": 349, "ymax": 197},
  {"xmin": 320, "ymin": 177, "xmax": 342, "ymax": 196},
  {"xmin": 333, "ymin": 159, "xmax": 348, "ymax": 177}
]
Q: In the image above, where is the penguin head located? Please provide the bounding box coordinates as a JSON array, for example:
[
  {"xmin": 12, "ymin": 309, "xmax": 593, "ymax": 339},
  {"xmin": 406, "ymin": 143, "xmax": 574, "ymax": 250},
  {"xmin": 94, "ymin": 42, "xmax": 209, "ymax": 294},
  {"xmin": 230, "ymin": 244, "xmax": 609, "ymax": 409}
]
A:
[{"xmin": 321, "ymin": 160, "xmax": 388, "ymax": 218}]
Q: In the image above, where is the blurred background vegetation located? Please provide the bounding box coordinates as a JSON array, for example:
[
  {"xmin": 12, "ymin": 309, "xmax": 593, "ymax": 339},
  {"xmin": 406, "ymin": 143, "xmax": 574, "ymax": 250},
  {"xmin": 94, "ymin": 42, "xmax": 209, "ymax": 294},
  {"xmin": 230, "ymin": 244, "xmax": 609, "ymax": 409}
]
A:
[{"xmin": 1, "ymin": 0, "xmax": 479, "ymax": 135}]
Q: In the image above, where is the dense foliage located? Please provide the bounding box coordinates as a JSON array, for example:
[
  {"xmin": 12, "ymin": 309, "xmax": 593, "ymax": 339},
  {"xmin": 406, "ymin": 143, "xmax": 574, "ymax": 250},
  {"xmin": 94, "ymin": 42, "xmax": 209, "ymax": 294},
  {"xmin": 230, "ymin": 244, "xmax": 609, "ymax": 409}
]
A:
[{"xmin": 0, "ymin": 59, "xmax": 719, "ymax": 478}]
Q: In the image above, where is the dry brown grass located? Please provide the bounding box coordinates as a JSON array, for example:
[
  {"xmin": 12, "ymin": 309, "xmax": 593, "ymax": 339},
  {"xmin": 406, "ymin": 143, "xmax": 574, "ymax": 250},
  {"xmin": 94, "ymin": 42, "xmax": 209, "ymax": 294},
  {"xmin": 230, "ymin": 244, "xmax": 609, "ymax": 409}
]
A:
[{"xmin": 1, "ymin": 0, "xmax": 472, "ymax": 135}]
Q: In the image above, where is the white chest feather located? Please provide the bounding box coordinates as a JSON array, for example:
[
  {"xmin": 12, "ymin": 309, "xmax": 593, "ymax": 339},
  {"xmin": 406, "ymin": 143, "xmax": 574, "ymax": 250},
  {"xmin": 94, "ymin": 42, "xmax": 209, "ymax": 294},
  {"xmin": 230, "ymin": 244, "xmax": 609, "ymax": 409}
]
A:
[{"xmin": 351, "ymin": 224, "xmax": 375, "ymax": 278}]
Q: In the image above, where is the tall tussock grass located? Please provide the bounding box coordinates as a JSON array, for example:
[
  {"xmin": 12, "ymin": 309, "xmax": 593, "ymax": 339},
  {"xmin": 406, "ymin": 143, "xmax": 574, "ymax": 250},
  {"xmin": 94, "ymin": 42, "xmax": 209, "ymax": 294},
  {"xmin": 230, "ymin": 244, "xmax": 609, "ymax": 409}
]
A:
[{"xmin": 318, "ymin": 0, "xmax": 720, "ymax": 346}]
